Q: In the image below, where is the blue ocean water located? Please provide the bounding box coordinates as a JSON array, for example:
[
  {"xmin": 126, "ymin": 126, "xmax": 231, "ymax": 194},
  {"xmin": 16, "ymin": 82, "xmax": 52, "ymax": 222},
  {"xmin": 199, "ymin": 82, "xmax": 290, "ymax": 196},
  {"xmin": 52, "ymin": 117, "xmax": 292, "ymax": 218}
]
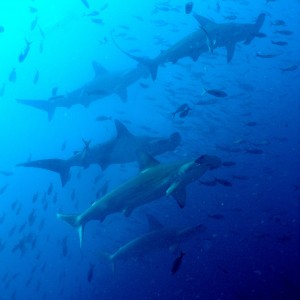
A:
[{"xmin": 0, "ymin": 0, "xmax": 299, "ymax": 299}]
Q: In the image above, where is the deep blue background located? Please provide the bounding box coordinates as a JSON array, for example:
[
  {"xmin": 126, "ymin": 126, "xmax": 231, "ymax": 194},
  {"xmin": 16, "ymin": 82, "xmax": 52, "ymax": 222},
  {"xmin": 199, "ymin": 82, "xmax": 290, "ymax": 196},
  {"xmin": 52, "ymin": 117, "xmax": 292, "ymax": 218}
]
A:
[{"xmin": 0, "ymin": 0, "xmax": 299, "ymax": 299}]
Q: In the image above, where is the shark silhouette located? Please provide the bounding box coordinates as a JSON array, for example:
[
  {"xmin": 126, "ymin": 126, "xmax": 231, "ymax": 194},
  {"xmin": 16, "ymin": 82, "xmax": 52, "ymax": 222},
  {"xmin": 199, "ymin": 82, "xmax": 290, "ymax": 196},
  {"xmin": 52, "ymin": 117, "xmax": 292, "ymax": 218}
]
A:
[
  {"xmin": 100, "ymin": 214, "xmax": 207, "ymax": 272},
  {"xmin": 113, "ymin": 13, "xmax": 266, "ymax": 80},
  {"xmin": 16, "ymin": 62, "xmax": 149, "ymax": 121},
  {"xmin": 57, "ymin": 152, "xmax": 221, "ymax": 246},
  {"xmin": 17, "ymin": 120, "xmax": 181, "ymax": 186}
]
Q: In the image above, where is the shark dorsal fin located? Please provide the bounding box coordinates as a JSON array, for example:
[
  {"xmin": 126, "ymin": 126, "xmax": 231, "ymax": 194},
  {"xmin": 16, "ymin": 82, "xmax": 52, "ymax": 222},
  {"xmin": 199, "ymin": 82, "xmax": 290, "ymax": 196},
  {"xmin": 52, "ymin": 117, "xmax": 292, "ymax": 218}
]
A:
[
  {"xmin": 146, "ymin": 214, "xmax": 164, "ymax": 231},
  {"xmin": 114, "ymin": 119, "xmax": 133, "ymax": 138},
  {"xmin": 136, "ymin": 151, "xmax": 160, "ymax": 172},
  {"xmin": 92, "ymin": 61, "xmax": 108, "ymax": 77},
  {"xmin": 193, "ymin": 13, "xmax": 216, "ymax": 27},
  {"xmin": 226, "ymin": 43, "xmax": 236, "ymax": 62}
]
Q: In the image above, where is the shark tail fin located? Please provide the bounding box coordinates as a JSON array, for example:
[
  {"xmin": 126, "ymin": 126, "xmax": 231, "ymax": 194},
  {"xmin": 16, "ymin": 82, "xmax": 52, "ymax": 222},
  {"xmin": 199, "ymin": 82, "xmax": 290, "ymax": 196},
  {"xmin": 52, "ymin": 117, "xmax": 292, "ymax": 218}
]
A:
[
  {"xmin": 111, "ymin": 34, "xmax": 158, "ymax": 80},
  {"xmin": 17, "ymin": 159, "xmax": 71, "ymax": 186},
  {"xmin": 16, "ymin": 98, "xmax": 56, "ymax": 121},
  {"xmin": 57, "ymin": 213, "xmax": 84, "ymax": 247},
  {"xmin": 244, "ymin": 13, "xmax": 266, "ymax": 45}
]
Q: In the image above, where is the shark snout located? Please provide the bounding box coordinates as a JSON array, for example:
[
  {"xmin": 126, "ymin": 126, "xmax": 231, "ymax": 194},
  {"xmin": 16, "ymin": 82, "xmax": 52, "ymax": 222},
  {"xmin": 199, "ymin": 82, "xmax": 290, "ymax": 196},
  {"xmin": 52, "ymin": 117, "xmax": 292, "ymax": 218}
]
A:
[{"xmin": 195, "ymin": 155, "xmax": 222, "ymax": 169}]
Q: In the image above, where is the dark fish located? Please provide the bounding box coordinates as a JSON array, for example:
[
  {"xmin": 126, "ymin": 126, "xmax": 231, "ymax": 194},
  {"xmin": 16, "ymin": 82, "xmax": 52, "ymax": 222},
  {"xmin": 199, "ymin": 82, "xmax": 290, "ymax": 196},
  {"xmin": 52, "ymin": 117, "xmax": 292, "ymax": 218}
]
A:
[
  {"xmin": 31, "ymin": 16, "xmax": 38, "ymax": 31},
  {"xmin": 47, "ymin": 183, "xmax": 53, "ymax": 195},
  {"xmin": 81, "ymin": 0, "xmax": 89, "ymax": 9},
  {"xmin": 222, "ymin": 161, "xmax": 236, "ymax": 167},
  {"xmin": 33, "ymin": 70, "xmax": 39, "ymax": 84},
  {"xmin": 9, "ymin": 68, "xmax": 17, "ymax": 83},
  {"xmin": 271, "ymin": 40, "xmax": 288, "ymax": 46},
  {"xmin": 199, "ymin": 179, "xmax": 217, "ymax": 186},
  {"xmin": 245, "ymin": 148, "xmax": 264, "ymax": 154},
  {"xmin": 215, "ymin": 177, "xmax": 232, "ymax": 187},
  {"xmin": 19, "ymin": 40, "xmax": 32, "ymax": 63},
  {"xmin": 203, "ymin": 88, "xmax": 227, "ymax": 98},
  {"xmin": 0, "ymin": 83, "xmax": 5, "ymax": 97},
  {"xmin": 245, "ymin": 121, "xmax": 257, "ymax": 126},
  {"xmin": 0, "ymin": 26, "xmax": 4, "ymax": 33},
  {"xmin": 32, "ymin": 192, "xmax": 39, "ymax": 203},
  {"xmin": 272, "ymin": 20, "xmax": 286, "ymax": 26},
  {"xmin": 29, "ymin": 6, "xmax": 38, "ymax": 13},
  {"xmin": 99, "ymin": 3, "xmax": 108, "ymax": 12},
  {"xmin": 256, "ymin": 52, "xmax": 278, "ymax": 58},
  {"xmin": 171, "ymin": 103, "xmax": 190, "ymax": 118},
  {"xmin": 0, "ymin": 184, "xmax": 9, "ymax": 195},
  {"xmin": 185, "ymin": 2, "xmax": 193, "ymax": 14},
  {"xmin": 280, "ymin": 65, "xmax": 298, "ymax": 72},
  {"xmin": 171, "ymin": 251, "xmax": 185, "ymax": 274},
  {"xmin": 52, "ymin": 87, "xmax": 58, "ymax": 97},
  {"xmin": 208, "ymin": 214, "xmax": 224, "ymax": 220},
  {"xmin": 276, "ymin": 29, "xmax": 293, "ymax": 35},
  {"xmin": 61, "ymin": 140, "xmax": 67, "ymax": 151},
  {"xmin": 96, "ymin": 115, "xmax": 112, "ymax": 122},
  {"xmin": 139, "ymin": 82, "xmax": 149, "ymax": 89},
  {"xmin": 179, "ymin": 107, "xmax": 191, "ymax": 118},
  {"xmin": 83, "ymin": 11, "xmax": 99, "ymax": 17},
  {"xmin": 91, "ymin": 18, "xmax": 104, "ymax": 25},
  {"xmin": 87, "ymin": 264, "xmax": 95, "ymax": 282},
  {"xmin": 0, "ymin": 169, "xmax": 12, "ymax": 176},
  {"xmin": 231, "ymin": 174, "xmax": 249, "ymax": 180}
]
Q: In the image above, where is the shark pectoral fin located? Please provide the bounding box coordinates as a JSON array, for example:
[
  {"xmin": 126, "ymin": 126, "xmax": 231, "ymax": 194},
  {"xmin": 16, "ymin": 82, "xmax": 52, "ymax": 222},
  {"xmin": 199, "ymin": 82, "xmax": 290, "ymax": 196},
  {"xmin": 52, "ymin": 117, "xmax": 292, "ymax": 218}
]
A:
[
  {"xmin": 172, "ymin": 185, "xmax": 187, "ymax": 209},
  {"xmin": 115, "ymin": 87, "xmax": 127, "ymax": 102},
  {"xmin": 166, "ymin": 181, "xmax": 179, "ymax": 197},
  {"xmin": 226, "ymin": 43, "xmax": 236, "ymax": 62}
]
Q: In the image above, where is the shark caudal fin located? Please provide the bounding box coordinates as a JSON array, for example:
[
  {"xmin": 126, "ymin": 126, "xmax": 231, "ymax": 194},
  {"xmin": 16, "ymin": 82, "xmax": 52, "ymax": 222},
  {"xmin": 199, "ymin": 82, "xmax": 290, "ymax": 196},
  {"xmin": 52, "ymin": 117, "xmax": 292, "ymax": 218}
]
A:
[
  {"xmin": 16, "ymin": 159, "xmax": 71, "ymax": 186},
  {"xmin": 57, "ymin": 213, "xmax": 84, "ymax": 247},
  {"xmin": 244, "ymin": 13, "xmax": 266, "ymax": 45},
  {"xmin": 16, "ymin": 98, "xmax": 56, "ymax": 121},
  {"xmin": 111, "ymin": 34, "xmax": 158, "ymax": 80}
]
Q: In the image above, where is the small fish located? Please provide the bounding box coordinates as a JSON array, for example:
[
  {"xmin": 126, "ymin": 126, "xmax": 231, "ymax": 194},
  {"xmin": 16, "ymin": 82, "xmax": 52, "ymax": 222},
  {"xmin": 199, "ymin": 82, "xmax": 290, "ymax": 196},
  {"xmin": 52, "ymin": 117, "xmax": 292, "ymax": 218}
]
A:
[
  {"xmin": 215, "ymin": 177, "xmax": 232, "ymax": 187},
  {"xmin": 99, "ymin": 3, "xmax": 108, "ymax": 12},
  {"xmin": 83, "ymin": 11, "xmax": 99, "ymax": 17},
  {"xmin": 33, "ymin": 70, "xmax": 39, "ymax": 84},
  {"xmin": 96, "ymin": 115, "xmax": 112, "ymax": 122},
  {"xmin": 0, "ymin": 184, "xmax": 9, "ymax": 195},
  {"xmin": 256, "ymin": 52, "xmax": 278, "ymax": 58},
  {"xmin": 0, "ymin": 83, "xmax": 6, "ymax": 97},
  {"xmin": 203, "ymin": 88, "xmax": 227, "ymax": 98},
  {"xmin": 61, "ymin": 140, "xmax": 67, "ymax": 151},
  {"xmin": 19, "ymin": 40, "xmax": 32, "ymax": 63},
  {"xmin": 87, "ymin": 264, "xmax": 95, "ymax": 282},
  {"xmin": 47, "ymin": 183, "xmax": 53, "ymax": 195},
  {"xmin": 91, "ymin": 18, "xmax": 104, "ymax": 25},
  {"xmin": 52, "ymin": 87, "xmax": 58, "ymax": 96},
  {"xmin": 252, "ymin": 32, "xmax": 267, "ymax": 38},
  {"xmin": 0, "ymin": 170, "xmax": 13, "ymax": 176},
  {"xmin": 9, "ymin": 68, "xmax": 17, "ymax": 83},
  {"xmin": 0, "ymin": 26, "xmax": 4, "ymax": 33},
  {"xmin": 271, "ymin": 40, "xmax": 288, "ymax": 46},
  {"xmin": 139, "ymin": 82, "xmax": 149, "ymax": 89},
  {"xmin": 280, "ymin": 65, "xmax": 298, "ymax": 72},
  {"xmin": 222, "ymin": 161, "xmax": 236, "ymax": 167},
  {"xmin": 245, "ymin": 121, "xmax": 257, "ymax": 126},
  {"xmin": 231, "ymin": 174, "xmax": 249, "ymax": 180},
  {"xmin": 272, "ymin": 20, "xmax": 286, "ymax": 26},
  {"xmin": 185, "ymin": 2, "xmax": 193, "ymax": 14},
  {"xmin": 29, "ymin": 6, "xmax": 38, "ymax": 13},
  {"xmin": 171, "ymin": 103, "xmax": 190, "ymax": 118},
  {"xmin": 81, "ymin": 0, "xmax": 89, "ymax": 9},
  {"xmin": 171, "ymin": 251, "xmax": 185, "ymax": 274},
  {"xmin": 31, "ymin": 16, "xmax": 38, "ymax": 31},
  {"xmin": 245, "ymin": 148, "xmax": 264, "ymax": 154},
  {"xmin": 199, "ymin": 179, "xmax": 217, "ymax": 186},
  {"xmin": 275, "ymin": 29, "xmax": 293, "ymax": 35},
  {"xmin": 208, "ymin": 214, "xmax": 224, "ymax": 220},
  {"xmin": 179, "ymin": 107, "xmax": 191, "ymax": 118}
]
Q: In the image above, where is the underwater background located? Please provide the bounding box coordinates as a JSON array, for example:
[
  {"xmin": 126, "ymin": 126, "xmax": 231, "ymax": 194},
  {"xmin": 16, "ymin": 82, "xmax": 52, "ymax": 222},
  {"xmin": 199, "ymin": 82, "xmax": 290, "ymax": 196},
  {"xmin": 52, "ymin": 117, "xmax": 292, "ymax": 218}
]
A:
[{"xmin": 0, "ymin": 0, "xmax": 299, "ymax": 299}]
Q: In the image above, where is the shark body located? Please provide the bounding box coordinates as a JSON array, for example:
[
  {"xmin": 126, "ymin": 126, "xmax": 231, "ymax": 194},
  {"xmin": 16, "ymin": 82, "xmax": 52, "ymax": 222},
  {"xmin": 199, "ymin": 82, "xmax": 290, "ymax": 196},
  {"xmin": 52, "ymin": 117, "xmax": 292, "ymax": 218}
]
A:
[
  {"xmin": 114, "ymin": 13, "xmax": 265, "ymax": 79},
  {"xmin": 16, "ymin": 62, "xmax": 149, "ymax": 121},
  {"xmin": 17, "ymin": 120, "xmax": 181, "ymax": 186},
  {"xmin": 103, "ymin": 214, "xmax": 207, "ymax": 272},
  {"xmin": 57, "ymin": 152, "xmax": 221, "ymax": 246}
]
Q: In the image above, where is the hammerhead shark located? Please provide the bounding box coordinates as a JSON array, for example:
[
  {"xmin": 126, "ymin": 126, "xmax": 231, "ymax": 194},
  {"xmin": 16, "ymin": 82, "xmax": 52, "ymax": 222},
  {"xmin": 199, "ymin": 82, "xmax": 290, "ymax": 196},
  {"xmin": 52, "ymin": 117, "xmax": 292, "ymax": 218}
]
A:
[
  {"xmin": 100, "ymin": 214, "xmax": 207, "ymax": 272},
  {"xmin": 113, "ymin": 13, "xmax": 265, "ymax": 80},
  {"xmin": 17, "ymin": 120, "xmax": 181, "ymax": 186},
  {"xmin": 57, "ymin": 151, "xmax": 221, "ymax": 246},
  {"xmin": 16, "ymin": 62, "xmax": 149, "ymax": 121}
]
